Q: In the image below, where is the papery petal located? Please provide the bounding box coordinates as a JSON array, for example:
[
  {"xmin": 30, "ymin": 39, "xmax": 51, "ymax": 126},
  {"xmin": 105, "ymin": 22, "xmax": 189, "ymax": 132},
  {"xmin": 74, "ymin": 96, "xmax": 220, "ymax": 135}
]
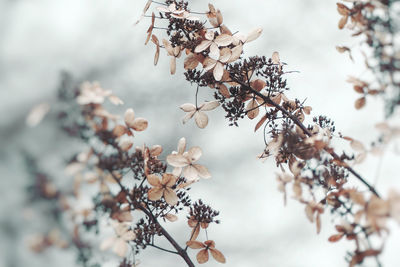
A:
[
  {"xmin": 214, "ymin": 34, "xmax": 233, "ymax": 47},
  {"xmin": 183, "ymin": 110, "xmax": 196, "ymax": 124},
  {"xmin": 131, "ymin": 118, "xmax": 148, "ymax": 131},
  {"xmin": 213, "ymin": 62, "xmax": 224, "ymax": 81},
  {"xmin": 124, "ymin": 108, "xmax": 135, "ymax": 127},
  {"xmin": 113, "ymin": 238, "xmax": 128, "ymax": 257},
  {"xmin": 162, "ymin": 39, "xmax": 174, "ymax": 55},
  {"xmin": 209, "ymin": 43, "xmax": 220, "ymax": 60},
  {"xmin": 172, "ymin": 167, "xmax": 182, "ymax": 177},
  {"xmin": 194, "ymin": 111, "xmax": 209, "ymax": 128},
  {"xmin": 170, "ymin": 57, "xmax": 176, "ymax": 75},
  {"xmin": 194, "ymin": 40, "xmax": 212, "ymax": 53},
  {"xmin": 197, "ymin": 249, "xmax": 209, "ymax": 264},
  {"xmin": 219, "ymin": 47, "xmax": 232, "ymax": 63},
  {"xmin": 164, "ymin": 188, "xmax": 179, "ymax": 206},
  {"xmin": 177, "ymin": 137, "xmax": 186, "ymax": 154},
  {"xmin": 205, "ymin": 30, "xmax": 215, "ymax": 40},
  {"xmin": 184, "ymin": 54, "xmax": 200, "ymax": 70},
  {"xmin": 150, "ymin": 145, "xmax": 163, "ymax": 156},
  {"xmin": 246, "ymin": 99, "xmax": 259, "ymax": 119},
  {"xmin": 162, "ymin": 173, "xmax": 177, "ymax": 187},
  {"xmin": 200, "ymin": 101, "xmax": 220, "ymax": 111},
  {"xmin": 210, "ymin": 248, "xmax": 226, "ymax": 263},
  {"xmin": 148, "ymin": 187, "xmax": 163, "ymax": 201},
  {"xmin": 228, "ymin": 44, "xmax": 243, "ymax": 63},
  {"xmin": 147, "ymin": 174, "xmax": 161, "ymax": 186},
  {"xmin": 183, "ymin": 165, "xmax": 199, "ymax": 181},
  {"xmin": 193, "ymin": 164, "xmax": 211, "ymax": 179},
  {"xmin": 180, "ymin": 103, "xmax": 196, "ymax": 112},
  {"xmin": 187, "ymin": 146, "xmax": 202, "ymax": 161},
  {"xmin": 165, "ymin": 213, "xmax": 178, "ymax": 222},
  {"xmin": 186, "ymin": 240, "xmax": 205, "ymax": 249},
  {"xmin": 167, "ymin": 154, "xmax": 190, "ymax": 167},
  {"xmin": 203, "ymin": 58, "xmax": 217, "ymax": 71},
  {"xmin": 246, "ymin": 27, "xmax": 263, "ymax": 43},
  {"xmin": 26, "ymin": 102, "xmax": 50, "ymax": 127}
]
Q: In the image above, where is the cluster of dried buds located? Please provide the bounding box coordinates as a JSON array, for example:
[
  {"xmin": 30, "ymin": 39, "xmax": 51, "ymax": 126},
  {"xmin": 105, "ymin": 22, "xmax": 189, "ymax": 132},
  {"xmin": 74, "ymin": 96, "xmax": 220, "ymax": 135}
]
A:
[
  {"xmin": 138, "ymin": 1, "xmax": 400, "ymax": 266},
  {"xmin": 28, "ymin": 80, "xmax": 224, "ymax": 267},
  {"xmin": 336, "ymin": 0, "xmax": 400, "ymax": 116}
]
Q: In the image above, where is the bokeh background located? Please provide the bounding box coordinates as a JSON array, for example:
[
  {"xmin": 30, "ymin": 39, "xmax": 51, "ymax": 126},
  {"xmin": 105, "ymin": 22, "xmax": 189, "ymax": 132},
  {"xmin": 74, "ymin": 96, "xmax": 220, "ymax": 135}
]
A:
[{"xmin": 1, "ymin": 0, "xmax": 399, "ymax": 266}]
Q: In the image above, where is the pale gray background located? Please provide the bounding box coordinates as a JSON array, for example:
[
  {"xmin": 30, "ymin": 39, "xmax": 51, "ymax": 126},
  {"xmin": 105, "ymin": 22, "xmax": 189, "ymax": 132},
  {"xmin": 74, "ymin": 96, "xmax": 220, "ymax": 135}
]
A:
[{"xmin": 1, "ymin": 0, "xmax": 399, "ymax": 267}]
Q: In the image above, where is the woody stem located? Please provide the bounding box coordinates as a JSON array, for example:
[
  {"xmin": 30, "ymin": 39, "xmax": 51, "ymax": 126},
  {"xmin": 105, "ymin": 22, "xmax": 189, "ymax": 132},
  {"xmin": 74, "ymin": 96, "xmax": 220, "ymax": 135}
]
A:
[{"xmin": 231, "ymin": 77, "xmax": 380, "ymax": 198}]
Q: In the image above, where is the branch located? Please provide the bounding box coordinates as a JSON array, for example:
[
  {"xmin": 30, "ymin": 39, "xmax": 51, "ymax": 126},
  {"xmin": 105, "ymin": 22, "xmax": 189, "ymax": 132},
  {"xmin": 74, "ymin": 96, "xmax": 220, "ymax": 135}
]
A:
[{"xmin": 231, "ymin": 77, "xmax": 381, "ymax": 197}]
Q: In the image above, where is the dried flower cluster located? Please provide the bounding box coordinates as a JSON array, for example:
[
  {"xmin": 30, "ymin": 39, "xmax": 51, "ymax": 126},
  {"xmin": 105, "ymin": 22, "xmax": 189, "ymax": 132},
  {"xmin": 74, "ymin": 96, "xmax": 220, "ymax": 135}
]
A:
[
  {"xmin": 336, "ymin": 0, "xmax": 400, "ymax": 117},
  {"xmin": 25, "ymin": 1, "xmax": 400, "ymax": 267}
]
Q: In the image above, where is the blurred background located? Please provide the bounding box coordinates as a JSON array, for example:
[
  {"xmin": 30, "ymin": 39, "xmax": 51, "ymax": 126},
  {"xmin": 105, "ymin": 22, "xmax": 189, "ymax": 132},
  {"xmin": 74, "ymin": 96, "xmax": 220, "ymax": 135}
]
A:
[{"xmin": 1, "ymin": 0, "xmax": 399, "ymax": 266}]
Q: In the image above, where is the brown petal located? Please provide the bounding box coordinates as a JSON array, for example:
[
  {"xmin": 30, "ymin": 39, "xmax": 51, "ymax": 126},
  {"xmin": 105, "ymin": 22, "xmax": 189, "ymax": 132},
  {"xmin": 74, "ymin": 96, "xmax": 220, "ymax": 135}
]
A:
[
  {"xmin": 162, "ymin": 173, "xmax": 177, "ymax": 187},
  {"xmin": 246, "ymin": 99, "xmax": 259, "ymax": 119},
  {"xmin": 338, "ymin": 15, "xmax": 348, "ymax": 29},
  {"xmin": 354, "ymin": 97, "xmax": 366, "ymax": 109},
  {"xmin": 131, "ymin": 118, "xmax": 148, "ymax": 131},
  {"xmin": 203, "ymin": 57, "xmax": 217, "ymax": 71},
  {"xmin": 210, "ymin": 248, "xmax": 226, "ymax": 263},
  {"xmin": 147, "ymin": 174, "xmax": 161, "ymax": 186},
  {"xmin": 184, "ymin": 54, "xmax": 200, "ymax": 70},
  {"xmin": 186, "ymin": 240, "xmax": 205, "ymax": 249},
  {"xmin": 148, "ymin": 187, "xmax": 163, "ymax": 201},
  {"xmin": 170, "ymin": 57, "xmax": 176, "ymax": 75},
  {"xmin": 250, "ymin": 79, "xmax": 266, "ymax": 91},
  {"xmin": 197, "ymin": 249, "xmax": 209, "ymax": 264},
  {"xmin": 328, "ymin": 233, "xmax": 344, "ymax": 242},
  {"xmin": 254, "ymin": 114, "xmax": 267, "ymax": 132},
  {"xmin": 164, "ymin": 188, "xmax": 179, "ymax": 206},
  {"xmin": 195, "ymin": 40, "xmax": 212, "ymax": 53},
  {"xmin": 218, "ymin": 84, "xmax": 230, "ymax": 98},
  {"xmin": 162, "ymin": 39, "xmax": 174, "ymax": 55},
  {"xmin": 112, "ymin": 125, "xmax": 128, "ymax": 137}
]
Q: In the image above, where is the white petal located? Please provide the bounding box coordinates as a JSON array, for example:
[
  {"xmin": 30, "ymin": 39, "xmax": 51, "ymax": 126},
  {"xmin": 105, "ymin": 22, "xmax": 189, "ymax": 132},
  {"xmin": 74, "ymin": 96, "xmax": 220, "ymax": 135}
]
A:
[
  {"xmin": 187, "ymin": 146, "xmax": 202, "ymax": 162},
  {"xmin": 246, "ymin": 27, "xmax": 263, "ymax": 43},
  {"xmin": 113, "ymin": 238, "xmax": 128, "ymax": 257},
  {"xmin": 194, "ymin": 111, "xmax": 209, "ymax": 128},
  {"xmin": 213, "ymin": 62, "xmax": 224, "ymax": 81},
  {"xmin": 200, "ymin": 101, "xmax": 220, "ymax": 111},
  {"xmin": 177, "ymin": 137, "xmax": 186, "ymax": 154},
  {"xmin": 194, "ymin": 40, "xmax": 212, "ymax": 53},
  {"xmin": 124, "ymin": 108, "xmax": 135, "ymax": 127},
  {"xmin": 180, "ymin": 103, "xmax": 196, "ymax": 112},
  {"xmin": 100, "ymin": 236, "xmax": 116, "ymax": 251},
  {"xmin": 182, "ymin": 110, "xmax": 196, "ymax": 124},
  {"xmin": 209, "ymin": 43, "xmax": 220, "ymax": 60},
  {"xmin": 167, "ymin": 154, "xmax": 189, "ymax": 167},
  {"xmin": 193, "ymin": 164, "xmax": 211, "ymax": 179},
  {"xmin": 183, "ymin": 165, "xmax": 199, "ymax": 181}
]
